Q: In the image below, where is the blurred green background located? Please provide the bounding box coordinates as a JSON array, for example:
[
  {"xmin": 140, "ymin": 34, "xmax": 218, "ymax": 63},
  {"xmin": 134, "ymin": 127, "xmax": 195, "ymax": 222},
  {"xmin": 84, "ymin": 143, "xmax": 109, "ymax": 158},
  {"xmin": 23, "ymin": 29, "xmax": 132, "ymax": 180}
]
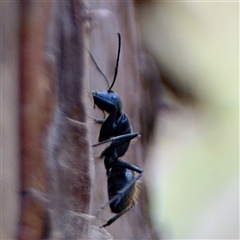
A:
[{"xmin": 136, "ymin": 1, "xmax": 239, "ymax": 239}]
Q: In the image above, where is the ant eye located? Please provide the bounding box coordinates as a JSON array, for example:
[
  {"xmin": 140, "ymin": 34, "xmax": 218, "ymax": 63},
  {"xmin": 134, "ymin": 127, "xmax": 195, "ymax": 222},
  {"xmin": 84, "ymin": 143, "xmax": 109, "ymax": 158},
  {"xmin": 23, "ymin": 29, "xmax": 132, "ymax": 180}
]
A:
[{"xmin": 111, "ymin": 95, "xmax": 117, "ymax": 100}]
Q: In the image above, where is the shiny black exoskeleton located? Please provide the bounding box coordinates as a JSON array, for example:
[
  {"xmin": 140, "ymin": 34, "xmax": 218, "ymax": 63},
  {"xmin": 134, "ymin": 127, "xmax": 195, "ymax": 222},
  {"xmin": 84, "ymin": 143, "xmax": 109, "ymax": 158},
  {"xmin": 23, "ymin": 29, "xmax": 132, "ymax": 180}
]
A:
[{"xmin": 90, "ymin": 33, "xmax": 143, "ymax": 228}]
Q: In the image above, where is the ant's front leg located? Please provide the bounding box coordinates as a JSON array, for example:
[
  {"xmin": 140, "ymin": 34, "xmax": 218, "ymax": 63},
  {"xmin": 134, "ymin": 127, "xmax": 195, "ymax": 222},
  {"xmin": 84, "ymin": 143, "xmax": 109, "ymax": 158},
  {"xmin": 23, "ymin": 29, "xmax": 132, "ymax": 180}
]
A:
[{"xmin": 89, "ymin": 110, "xmax": 106, "ymax": 124}]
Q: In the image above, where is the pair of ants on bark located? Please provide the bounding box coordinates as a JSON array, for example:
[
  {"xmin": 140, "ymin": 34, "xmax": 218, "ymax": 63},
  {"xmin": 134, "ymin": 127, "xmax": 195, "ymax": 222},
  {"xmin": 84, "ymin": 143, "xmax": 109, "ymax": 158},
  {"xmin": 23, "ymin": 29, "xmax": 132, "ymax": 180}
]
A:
[{"xmin": 90, "ymin": 33, "xmax": 143, "ymax": 228}]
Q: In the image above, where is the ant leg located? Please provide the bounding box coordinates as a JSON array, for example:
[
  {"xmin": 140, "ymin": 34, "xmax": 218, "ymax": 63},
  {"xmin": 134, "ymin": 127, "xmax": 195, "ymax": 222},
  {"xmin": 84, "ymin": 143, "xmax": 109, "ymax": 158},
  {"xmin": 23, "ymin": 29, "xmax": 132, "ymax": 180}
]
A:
[
  {"xmin": 92, "ymin": 133, "xmax": 139, "ymax": 147},
  {"xmin": 100, "ymin": 202, "xmax": 134, "ymax": 228},
  {"xmin": 114, "ymin": 158, "xmax": 143, "ymax": 173},
  {"xmin": 100, "ymin": 133, "xmax": 140, "ymax": 159},
  {"xmin": 88, "ymin": 116, "xmax": 105, "ymax": 124},
  {"xmin": 89, "ymin": 106, "xmax": 106, "ymax": 124}
]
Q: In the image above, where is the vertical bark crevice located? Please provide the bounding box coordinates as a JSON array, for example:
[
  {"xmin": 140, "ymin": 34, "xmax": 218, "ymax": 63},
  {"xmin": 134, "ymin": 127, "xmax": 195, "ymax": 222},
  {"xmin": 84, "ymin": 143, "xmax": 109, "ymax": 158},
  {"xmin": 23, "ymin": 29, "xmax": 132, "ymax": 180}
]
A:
[
  {"xmin": 18, "ymin": 1, "xmax": 92, "ymax": 239},
  {"xmin": 18, "ymin": 1, "xmax": 53, "ymax": 239},
  {"xmin": 46, "ymin": 1, "xmax": 91, "ymax": 239}
]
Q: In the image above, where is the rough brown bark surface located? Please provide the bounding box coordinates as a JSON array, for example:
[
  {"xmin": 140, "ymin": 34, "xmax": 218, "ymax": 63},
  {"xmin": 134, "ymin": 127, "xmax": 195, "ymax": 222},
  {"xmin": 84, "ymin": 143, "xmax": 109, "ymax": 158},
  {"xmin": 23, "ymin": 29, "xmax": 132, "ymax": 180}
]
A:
[
  {"xmin": 17, "ymin": 1, "xmax": 92, "ymax": 239},
  {"xmin": 18, "ymin": 2, "xmax": 53, "ymax": 238},
  {"xmin": 2, "ymin": 1, "xmax": 158, "ymax": 239}
]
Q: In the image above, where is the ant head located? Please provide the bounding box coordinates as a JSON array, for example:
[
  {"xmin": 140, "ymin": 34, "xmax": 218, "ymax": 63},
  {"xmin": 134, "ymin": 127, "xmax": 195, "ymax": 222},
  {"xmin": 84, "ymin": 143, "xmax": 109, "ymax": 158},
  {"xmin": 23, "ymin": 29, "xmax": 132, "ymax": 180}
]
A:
[
  {"xmin": 91, "ymin": 33, "xmax": 122, "ymax": 113},
  {"xmin": 92, "ymin": 90, "xmax": 123, "ymax": 114}
]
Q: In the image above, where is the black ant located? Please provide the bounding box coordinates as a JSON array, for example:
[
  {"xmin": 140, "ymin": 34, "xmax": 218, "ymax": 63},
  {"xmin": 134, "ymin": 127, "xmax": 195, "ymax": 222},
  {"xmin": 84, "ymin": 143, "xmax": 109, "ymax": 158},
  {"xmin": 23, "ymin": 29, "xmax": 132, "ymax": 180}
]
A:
[{"xmin": 90, "ymin": 33, "xmax": 143, "ymax": 227}]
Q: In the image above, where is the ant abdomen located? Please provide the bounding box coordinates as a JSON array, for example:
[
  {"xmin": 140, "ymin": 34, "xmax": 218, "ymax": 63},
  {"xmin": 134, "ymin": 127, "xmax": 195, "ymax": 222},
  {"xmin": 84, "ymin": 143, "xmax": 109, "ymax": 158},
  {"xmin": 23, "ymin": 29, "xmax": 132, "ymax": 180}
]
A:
[{"xmin": 108, "ymin": 166, "xmax": 136, "ymax": 213}]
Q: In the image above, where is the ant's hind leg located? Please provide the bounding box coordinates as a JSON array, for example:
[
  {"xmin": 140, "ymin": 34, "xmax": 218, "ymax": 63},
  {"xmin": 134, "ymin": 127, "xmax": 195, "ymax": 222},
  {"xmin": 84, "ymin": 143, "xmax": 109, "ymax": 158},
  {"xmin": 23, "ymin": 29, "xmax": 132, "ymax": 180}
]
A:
[{"xmin": 100, "ymin": 202, "xmax": 134, "ymax": 228}]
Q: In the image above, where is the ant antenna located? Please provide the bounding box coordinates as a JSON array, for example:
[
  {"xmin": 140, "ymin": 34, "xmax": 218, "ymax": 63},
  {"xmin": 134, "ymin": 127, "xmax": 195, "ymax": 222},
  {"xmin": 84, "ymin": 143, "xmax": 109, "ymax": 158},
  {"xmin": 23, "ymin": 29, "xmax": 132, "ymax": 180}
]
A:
[
  {"xmin": 89, "ymin": 50, "xmax": 110, "ymax": 89},
  {"xmin": 108, "ymin": 33, "xmax": 121, "ymax": 92}
]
